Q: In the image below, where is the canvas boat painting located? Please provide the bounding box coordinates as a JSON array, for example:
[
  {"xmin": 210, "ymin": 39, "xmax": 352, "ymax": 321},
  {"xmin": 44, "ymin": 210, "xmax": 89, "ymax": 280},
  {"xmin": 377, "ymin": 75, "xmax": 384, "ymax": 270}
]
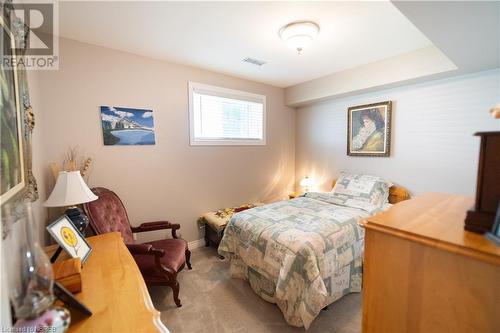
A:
[{"xmin": 100, "ymin": 106, "xmax": 156, "ymax": 145}]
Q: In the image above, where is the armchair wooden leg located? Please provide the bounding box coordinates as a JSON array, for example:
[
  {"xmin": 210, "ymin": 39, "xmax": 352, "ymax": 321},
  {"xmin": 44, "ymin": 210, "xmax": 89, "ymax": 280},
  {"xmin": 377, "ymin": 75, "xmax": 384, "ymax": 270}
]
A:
[
  {"xmin": 185, "ymin": 249, "xmax": 192, "ymax": 270},
  {"xmin": 170, "ymin": 280, "xmax": 181, "ymax": 307}
]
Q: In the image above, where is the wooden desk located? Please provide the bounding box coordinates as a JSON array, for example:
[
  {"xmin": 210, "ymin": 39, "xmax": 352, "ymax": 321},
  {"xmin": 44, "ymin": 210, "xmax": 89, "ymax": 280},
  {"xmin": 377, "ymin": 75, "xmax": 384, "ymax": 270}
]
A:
[
  {"xmin": 362, "ymin": 193, "xmax": 500, "ymax": 333},
  {"xmin": 49, "ymin": 232, "xmax": 168, "ymax": 333}
]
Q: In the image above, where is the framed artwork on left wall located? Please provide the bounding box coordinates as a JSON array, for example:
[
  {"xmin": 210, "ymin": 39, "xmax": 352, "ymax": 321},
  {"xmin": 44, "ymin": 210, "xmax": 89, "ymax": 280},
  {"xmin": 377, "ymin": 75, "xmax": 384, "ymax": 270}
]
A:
[
  {"xmin": 1, "ymin": 6, "xmax": 39, "ymax": 224},
  {"xmin": 0, "ymin": 20, "xmax": 25, "ymax": 203},
  {"xmin": 347, "ymin": 101, "xmax": 392, "ymax": 157}
]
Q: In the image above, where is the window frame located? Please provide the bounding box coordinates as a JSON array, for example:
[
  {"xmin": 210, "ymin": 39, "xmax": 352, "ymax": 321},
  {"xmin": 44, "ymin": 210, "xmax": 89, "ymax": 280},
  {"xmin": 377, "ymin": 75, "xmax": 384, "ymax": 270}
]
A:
[{"xmin": 188, "ymin": 81, "xmax": 267, "ymax": 146}]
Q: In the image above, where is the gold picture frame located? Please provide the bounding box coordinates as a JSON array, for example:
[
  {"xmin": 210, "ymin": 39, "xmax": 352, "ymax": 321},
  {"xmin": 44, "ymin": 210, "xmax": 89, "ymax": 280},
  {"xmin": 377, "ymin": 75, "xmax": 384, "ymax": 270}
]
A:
[
  {"xmin": 1, "ymin": 5, "xmax": 39, "ymax": 237},
  {"xmin": 347, "ymin": 101, "xmax": 392, "ymax": 157},
  {"xmin": 1, "ymin": 17, "xmax": 25, "ymax": 203}
]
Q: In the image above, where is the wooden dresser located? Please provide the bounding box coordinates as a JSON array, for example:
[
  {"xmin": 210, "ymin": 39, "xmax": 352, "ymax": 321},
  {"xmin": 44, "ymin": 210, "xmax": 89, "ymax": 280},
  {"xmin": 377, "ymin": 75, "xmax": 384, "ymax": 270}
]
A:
[
  {"xmin": 48, "ymin": 232, "xmax": 168, "ymax": 333},
  {"xmin": 362, "ymin": 193, "xmax": 500, "ymax": 333}
]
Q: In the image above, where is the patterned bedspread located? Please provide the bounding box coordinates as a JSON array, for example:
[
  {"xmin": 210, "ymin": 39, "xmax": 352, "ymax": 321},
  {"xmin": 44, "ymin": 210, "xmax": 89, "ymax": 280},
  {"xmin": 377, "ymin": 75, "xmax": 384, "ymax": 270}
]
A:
[{"xmin": 218, "ymin": 193, "xmax": 380, "ymax": 329}]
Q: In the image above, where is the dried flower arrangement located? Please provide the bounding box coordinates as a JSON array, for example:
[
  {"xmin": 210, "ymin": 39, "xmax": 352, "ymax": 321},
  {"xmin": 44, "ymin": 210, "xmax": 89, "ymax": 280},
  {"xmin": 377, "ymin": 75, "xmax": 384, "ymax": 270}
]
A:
[{"xmin": 50, "ymin": 146, "xmax": 93, "ymax": 183}]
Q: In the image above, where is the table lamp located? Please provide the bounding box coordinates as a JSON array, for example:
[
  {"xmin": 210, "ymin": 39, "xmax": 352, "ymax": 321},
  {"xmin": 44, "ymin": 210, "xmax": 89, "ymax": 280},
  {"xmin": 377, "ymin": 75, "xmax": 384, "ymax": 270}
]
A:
[
  {"xmin": 44, "ymin": 171, "xmax": 98, "ymax": 233},
  {"xmin": 299, "ymin": 176, "xmax": 312, "ymax": 193}
]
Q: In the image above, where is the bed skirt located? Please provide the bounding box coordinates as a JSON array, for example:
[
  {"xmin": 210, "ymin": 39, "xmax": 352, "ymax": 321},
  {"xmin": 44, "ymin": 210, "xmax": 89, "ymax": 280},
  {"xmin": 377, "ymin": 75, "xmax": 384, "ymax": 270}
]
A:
[{"xmin": 226, "ymin": 254, "xmax": 363, "ymax": 329}]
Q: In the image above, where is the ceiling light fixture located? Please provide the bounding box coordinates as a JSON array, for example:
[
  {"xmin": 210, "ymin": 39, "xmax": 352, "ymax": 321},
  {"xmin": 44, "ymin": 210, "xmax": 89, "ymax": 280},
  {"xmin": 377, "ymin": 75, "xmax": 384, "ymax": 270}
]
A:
[{"xmin": 279, "ymin": 21, "xmax": 320, "ymax": 55}]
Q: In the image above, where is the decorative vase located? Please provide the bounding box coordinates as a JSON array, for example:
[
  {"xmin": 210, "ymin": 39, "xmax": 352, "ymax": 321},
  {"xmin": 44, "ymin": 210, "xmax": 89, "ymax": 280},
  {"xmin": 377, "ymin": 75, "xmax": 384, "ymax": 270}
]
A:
[
  {"xmin": 13, "ymin": 306, "xmax": 70, "ymax": 333},
  {"xmin": 4, "ymin": 202, "xmax": 70, "ymax": 331}
]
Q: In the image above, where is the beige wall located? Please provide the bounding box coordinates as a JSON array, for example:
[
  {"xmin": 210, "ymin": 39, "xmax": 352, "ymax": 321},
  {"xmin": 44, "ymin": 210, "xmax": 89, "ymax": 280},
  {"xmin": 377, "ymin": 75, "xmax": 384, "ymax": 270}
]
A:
[
  {"xmin": 295, "ymin": 70, "xmax": 500, "ymax": 196},
  {"xmin": 29, "ymin": 38, "xmax": 499, "ymax": 246},
  {"xmin": 31, "ymin": 37, "xmax": 295, "ymax": 243}
]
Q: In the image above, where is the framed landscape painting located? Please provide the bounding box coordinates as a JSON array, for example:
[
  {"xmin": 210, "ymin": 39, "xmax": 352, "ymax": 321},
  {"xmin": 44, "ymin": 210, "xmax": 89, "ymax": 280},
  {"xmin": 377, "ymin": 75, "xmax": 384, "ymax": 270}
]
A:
[
  {"xmin": 347, "ymin": 101, "xmax": 392, "ymax": 157},
  {"xmin": 100, "ymin": 106, "xmax": 156, "ymax": 145}
]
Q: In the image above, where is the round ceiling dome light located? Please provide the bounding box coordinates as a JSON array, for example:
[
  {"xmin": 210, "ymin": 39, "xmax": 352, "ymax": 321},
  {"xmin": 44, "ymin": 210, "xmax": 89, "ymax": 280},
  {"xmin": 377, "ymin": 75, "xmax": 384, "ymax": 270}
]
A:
[{"xmin": 279, "ymin": 21, "xmax": 320, "ymax": 55}]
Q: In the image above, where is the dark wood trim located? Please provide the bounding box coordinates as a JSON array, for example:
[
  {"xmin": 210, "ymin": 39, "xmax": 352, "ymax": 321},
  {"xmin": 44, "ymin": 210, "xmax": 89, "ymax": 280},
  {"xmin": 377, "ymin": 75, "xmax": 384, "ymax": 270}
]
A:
[
  {"xmin": 465, "ymin": 131, "xmax": 500, "ymax": 234},
  {"xmin": 131, "ymin": 221, "xmax": 180, "ymax": 238},
  {"xmin": 473, "ymin": 133, "xmax": 486, "ymax": 211}
]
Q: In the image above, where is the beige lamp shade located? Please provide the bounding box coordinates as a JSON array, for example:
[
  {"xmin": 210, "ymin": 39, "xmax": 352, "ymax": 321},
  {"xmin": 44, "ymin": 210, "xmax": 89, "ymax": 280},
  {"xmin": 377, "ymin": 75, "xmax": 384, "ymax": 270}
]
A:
[{"xmin": 44, "ymin": 171, "xmax": 98, "ymax": 207}]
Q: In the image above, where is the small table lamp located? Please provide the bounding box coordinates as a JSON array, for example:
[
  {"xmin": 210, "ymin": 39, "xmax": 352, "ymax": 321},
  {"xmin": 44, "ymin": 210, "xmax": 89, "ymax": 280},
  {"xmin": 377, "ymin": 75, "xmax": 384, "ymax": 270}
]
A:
[
  {"xmin": 44, "ymin": 171, "xmax": 98, "ymax": 233},
  {"xmin": 299, "ymin": 176, "xmax": 312, "ymax": 193}
]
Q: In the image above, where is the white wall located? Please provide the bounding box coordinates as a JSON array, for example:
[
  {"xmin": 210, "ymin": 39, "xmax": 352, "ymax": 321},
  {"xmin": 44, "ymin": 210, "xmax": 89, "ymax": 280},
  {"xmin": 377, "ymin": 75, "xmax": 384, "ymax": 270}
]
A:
[
  {"xmin": 295, "ymin": 70, "xmax": 500, "ymax": 196},
  {"xmin": 31, "ymin": 37, "xmax": 295, "ymax": 243}
]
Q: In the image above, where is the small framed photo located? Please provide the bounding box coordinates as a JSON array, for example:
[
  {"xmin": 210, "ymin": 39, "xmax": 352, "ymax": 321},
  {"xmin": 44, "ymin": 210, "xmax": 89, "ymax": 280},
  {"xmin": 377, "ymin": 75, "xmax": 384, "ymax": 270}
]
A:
[
  {"xmin": 47, "ymin": 215, "xmax": 92, "ymax": 264},
  {"xmin": 492, "ymin": 202, "xmax": 500, "ymax": 238},
  {"xmin": 485, "ymin": 202, "xmax": 500, "ymax": 246}
]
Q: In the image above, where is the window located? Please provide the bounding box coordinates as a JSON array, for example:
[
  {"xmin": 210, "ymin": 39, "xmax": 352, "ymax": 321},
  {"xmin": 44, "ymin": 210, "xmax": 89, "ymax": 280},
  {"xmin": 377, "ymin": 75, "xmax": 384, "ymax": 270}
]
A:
[{"xmin": 189, "ymin": 82, "xmax": 266, "ymax": 145}]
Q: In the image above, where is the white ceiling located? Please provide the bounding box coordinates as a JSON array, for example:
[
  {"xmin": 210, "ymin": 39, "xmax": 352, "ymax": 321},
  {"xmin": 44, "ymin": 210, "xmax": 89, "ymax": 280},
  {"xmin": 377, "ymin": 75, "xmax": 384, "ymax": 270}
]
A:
[
  {"xmin": 56, "ymin": 1, "xmax": 433, "ymax": 87},
  {"xmin": 285, "ymin": 1, "xmax": 500, "ymax": 106},
  {"xmin": 393, "ymin": 1, "xmax": 500, "ymax": 73}
]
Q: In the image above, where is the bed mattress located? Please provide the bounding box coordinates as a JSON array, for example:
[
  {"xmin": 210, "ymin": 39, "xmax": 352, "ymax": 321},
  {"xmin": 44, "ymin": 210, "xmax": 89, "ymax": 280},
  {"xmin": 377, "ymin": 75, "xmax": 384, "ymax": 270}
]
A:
[{"xmin": 218, "ymin": 192, "xmax": 384, "ymax": 328}]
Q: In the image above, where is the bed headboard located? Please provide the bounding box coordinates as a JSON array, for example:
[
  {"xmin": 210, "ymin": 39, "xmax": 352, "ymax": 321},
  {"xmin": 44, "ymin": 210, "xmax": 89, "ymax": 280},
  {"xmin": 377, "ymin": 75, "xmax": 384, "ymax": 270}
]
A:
[{"xmin": 331, "ymin": 179, "xmax": 410, "ymax": 204}]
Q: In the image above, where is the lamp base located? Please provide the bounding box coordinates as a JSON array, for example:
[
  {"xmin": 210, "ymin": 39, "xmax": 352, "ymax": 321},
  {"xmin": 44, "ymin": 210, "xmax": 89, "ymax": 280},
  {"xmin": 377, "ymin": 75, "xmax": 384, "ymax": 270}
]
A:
[{"xmin": 65, "ymin": 207, "xmax": 89, "ymax": 234}]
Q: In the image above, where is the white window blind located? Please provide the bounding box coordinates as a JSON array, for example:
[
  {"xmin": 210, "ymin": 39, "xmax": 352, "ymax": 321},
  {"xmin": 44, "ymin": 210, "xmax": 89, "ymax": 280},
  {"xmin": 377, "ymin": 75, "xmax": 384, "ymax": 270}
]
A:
[{"xmin": 189, "ymin": 82, "xmax": 266, "ymax": 145}]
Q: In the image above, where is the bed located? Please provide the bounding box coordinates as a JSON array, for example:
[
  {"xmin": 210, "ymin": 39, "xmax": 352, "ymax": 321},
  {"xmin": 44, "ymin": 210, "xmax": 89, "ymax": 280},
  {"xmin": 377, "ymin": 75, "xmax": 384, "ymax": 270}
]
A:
[{"xmin": 218, "ymin": 174, "xmax": 409, "ymax": 329}]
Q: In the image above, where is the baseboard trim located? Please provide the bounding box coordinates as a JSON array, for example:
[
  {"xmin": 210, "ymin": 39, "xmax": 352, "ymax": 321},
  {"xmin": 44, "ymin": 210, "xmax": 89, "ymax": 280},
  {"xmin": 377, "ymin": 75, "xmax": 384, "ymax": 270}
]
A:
[{"xmin": 188, "ymin": 238, "xmax": 205, "ymax": 250}]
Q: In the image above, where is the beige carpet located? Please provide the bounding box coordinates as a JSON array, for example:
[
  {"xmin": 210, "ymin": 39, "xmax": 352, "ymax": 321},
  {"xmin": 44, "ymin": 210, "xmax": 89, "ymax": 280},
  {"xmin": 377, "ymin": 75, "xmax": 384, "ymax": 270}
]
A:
[{"xmin": 149, "ymin": 247, "xmax": 361, "ymax": 333}]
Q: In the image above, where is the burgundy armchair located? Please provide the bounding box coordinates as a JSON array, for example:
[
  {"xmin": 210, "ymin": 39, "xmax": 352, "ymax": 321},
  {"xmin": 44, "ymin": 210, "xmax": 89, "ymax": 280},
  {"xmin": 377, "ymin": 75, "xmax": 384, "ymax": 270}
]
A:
[{"xmin": 83, "ymin": 187, "xmax": 191, "ymax": 307}]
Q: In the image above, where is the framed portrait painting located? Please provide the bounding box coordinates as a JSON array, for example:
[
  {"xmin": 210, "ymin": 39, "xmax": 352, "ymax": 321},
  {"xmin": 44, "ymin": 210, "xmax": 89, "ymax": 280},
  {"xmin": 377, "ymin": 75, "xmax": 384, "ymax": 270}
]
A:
[{"xmin": 347, "ymin": 101, "xmax": 392, "ymax": 157}]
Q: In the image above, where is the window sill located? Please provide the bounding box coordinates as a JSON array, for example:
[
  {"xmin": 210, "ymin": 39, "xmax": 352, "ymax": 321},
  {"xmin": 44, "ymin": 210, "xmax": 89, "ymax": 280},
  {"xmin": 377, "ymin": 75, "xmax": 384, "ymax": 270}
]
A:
[{"xmin": 190, "ymin": 139, "xmax": 266, "ymax": 146}]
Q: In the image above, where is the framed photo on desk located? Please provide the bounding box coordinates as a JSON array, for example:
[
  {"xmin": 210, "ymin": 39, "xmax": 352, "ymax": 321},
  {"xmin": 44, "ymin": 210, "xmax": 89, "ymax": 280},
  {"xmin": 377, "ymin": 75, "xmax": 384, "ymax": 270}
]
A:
[
  {"xmin": 47, "ymin": 215, "xmax": 92, "ymax": 264},
  {"xmin": 485, "ymin": 202, "xmax": 500, "ymax": 246}
]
